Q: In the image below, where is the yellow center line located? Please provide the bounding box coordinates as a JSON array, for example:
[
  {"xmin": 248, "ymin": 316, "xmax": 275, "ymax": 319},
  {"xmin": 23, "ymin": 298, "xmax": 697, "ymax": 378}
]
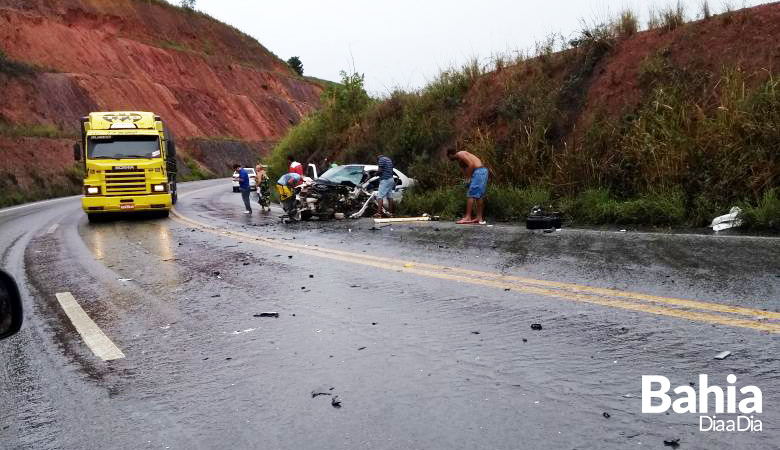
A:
[{"xmin": 171, "ymin": 203, "xmax": 779, "ymax": 334}]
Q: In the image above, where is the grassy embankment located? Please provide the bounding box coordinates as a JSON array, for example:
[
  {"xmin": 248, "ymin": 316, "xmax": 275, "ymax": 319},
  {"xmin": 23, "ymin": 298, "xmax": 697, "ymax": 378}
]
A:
[{"xmin": 268, "ymin": 3, "xmax": 778, "ymax": 230}]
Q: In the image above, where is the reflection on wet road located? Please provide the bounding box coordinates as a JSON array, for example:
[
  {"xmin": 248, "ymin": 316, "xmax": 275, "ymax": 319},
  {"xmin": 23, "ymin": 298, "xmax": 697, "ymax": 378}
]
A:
[
  {"xmin": 173, "ymin": 207, "xmax": 780, "ymax": 333},
  {"xmin": 1, "ymin": 179, "xmax": 778, "ymax": 450}
]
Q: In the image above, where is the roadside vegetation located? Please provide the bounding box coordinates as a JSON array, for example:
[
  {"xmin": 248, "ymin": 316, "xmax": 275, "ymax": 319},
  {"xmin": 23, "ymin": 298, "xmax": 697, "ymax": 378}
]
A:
[
  {"xmin": 0, "ymin": 122, "xmax": 76, "ymax": 139},
  {"xmin": 0, "ymin": 164, "xmax": 83, "ymax": 208},
  {"xmin": 0, "ymin": 51, "xmax": 54, "ymax": 77},
  {"xmin": 179, "ymin": 156, "xmax": 211, "ymax": 181},
  {"xmin": 268, "ymin": 2, "xmax": 779, "ymax": 230}
]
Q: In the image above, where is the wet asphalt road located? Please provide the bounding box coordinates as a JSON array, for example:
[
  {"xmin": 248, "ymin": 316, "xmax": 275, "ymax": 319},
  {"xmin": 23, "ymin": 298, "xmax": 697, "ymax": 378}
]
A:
[{"xmin": 1, "ymin": 179, "xmax": 778, "ymax": 450}]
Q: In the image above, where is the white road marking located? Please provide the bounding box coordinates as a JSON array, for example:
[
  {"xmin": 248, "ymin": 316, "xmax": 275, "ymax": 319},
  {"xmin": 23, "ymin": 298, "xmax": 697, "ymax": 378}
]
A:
[
  {"xmin": 54, "ymin": 292, "xmax": 126, "ymax": 361},
  {"xmin": 47, "ymin": 223, "xmax": 59, "ymax": 234},
  {"xmin": 0, "ymin": 196, "xmax": 77, "ymax": 216}
]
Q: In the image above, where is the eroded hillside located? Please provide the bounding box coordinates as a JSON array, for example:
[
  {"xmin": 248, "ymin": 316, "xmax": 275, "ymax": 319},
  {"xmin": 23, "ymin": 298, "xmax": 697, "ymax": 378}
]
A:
[
  {"xmin": 0, "ymin": 0, "xmax": 324, "ymax": 204},
  {"xmin": 271, "ymin": 3, "xmax": 779, "ymax": 227}
]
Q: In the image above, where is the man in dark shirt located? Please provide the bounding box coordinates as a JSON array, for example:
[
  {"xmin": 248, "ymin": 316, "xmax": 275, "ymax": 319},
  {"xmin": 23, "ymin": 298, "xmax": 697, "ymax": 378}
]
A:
[
  {"xmin": 236, "ymin": 164, "xmax": 252, "ymax": 214},
  {"xmin": 375, "ymin": 155, "xmax": 395, "ymax": 218}
]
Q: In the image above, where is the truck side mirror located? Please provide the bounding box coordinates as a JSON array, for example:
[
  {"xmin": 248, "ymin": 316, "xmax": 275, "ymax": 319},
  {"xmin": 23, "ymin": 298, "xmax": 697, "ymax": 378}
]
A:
[
  {"xmin": 73, "ymin": 143, "xmax": 81, "ymax": 161},
  {"xmin": 0, "ymin": 270, "xmax": 23, "ymax": 340},
  {"xmin": 307, "ymin": 163, "xmax": 318, "ymax": 179}
]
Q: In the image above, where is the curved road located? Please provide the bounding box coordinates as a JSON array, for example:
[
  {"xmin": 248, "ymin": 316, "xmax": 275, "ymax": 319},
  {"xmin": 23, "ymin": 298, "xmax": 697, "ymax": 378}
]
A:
[{"xmin": 1, "ymin": 179, "xmax": 778, "ymax": 449}]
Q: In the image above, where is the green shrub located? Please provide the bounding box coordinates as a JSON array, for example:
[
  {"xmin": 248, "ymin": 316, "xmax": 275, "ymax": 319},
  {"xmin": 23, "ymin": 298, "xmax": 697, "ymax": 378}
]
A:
[
  {"xmin": 396, "ymin": 186, "xmax": 464, "ymax": 219},
  {"xmin": 615, "ymin": 10, "xmax": 639, "ymax": 36},
  {"xmin": 0, "ymin": 51, "xmax": 37, "ymax": 77},
  {"xmin": 562, "ymin": 189, "xmax": 685, "ymax": 226},
  {"xmin": 398, "ymin": 185, "xmax": 551, "ymax": 222},
  {"xmin": 660, "ymin": 2, "xmax": 687, "ymax": 31},
  {"xmin": 179, "ymin": 157, "xmax": 211, "ymax": 181},
  {"xmin": 0, "ymin": 122, "xmax": 74, "ymax": 138},
  {"xmin": 740, "ymin": 189, "xmax": 780, "ymax": 230},
  {"xmin": 269, "ymin": 70, "xmax": 374, "ymax": 179}
]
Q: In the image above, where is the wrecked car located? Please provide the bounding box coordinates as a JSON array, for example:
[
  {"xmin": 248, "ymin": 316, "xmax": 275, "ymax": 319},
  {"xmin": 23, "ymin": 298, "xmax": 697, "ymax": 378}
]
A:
[{"xmin": 286, "ymin": 164, "xmax": 415, "ymax": 221}]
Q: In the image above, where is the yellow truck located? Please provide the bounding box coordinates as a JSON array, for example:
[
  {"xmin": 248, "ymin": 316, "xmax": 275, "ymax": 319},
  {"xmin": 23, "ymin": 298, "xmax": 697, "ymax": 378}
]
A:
[{"xmin": 73, "ymin": 112, "xmax": 177, "ymax": 222}]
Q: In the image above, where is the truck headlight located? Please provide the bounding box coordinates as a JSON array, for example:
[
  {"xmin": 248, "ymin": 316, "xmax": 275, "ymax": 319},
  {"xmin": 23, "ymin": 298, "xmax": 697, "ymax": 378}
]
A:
[
  {"xmin": 86, "ymin": 186, "xmax": 99, "ymax": 195},
  {"xmin": 152, "ymin": 183, "xmax": 167, "ymax": 192}
]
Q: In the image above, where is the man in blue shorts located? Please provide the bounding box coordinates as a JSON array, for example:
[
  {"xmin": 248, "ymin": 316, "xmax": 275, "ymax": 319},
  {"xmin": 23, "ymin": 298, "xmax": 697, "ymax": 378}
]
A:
[
  {"xmin": 447, "ymin": 148, "xmax": 488, "ymax": 224},
  {"xmin": 375, "ymin": 155, "xmax": 395, "ymax": 218}
]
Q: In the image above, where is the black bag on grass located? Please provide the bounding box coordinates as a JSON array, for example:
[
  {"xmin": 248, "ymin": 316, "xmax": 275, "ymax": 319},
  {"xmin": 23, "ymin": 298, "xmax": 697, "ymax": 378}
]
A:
[{"xmin": 526, "ymin": 205, "xmax": 562, "ymax": 230}]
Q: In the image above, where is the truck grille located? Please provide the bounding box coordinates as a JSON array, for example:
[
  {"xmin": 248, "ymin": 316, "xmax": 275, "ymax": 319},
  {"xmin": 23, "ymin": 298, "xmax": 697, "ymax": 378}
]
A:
[{"xmin": 104, "ymin": 170, "xmax": 147, "ymax": 195}]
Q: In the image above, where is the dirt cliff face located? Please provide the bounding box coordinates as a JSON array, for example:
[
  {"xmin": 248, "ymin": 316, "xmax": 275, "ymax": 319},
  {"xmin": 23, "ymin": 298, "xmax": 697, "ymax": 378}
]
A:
[{"xmin": 0, "ymin": 0, "xmax": 324, "ymax": 204}]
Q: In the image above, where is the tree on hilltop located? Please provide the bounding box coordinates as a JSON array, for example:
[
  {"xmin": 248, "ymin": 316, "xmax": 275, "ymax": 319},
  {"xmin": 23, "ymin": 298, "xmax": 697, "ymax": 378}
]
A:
[
  {"xmin": 287, "ymin": 56, "xmax": 303, "ymax": 76},
  {"xmin": 180, "ymin": 0, "xmax": 196, "ymax": 10}
]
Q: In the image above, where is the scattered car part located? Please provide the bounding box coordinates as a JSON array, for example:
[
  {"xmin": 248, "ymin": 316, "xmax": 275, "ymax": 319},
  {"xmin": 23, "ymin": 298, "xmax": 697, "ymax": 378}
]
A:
[
  {"xmin": 287, "ymin": 164, "xmax": 416, "ymax": 221},
  {"xmin": 714, "ymin": 351, "xmax": 732, "ymax": 360},
  {"xmin": 711, "ymin": 206, "xmax": 743, "ymax": 231},
  {"xmin": 373, "ymin": 215, "xmax": 440, "ymax": 224}
]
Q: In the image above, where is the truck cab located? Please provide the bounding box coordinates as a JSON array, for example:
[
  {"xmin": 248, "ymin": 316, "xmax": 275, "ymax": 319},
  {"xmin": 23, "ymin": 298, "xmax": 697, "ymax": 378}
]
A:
[{"xmin": 74, "ymin": 112, "xmax": 177, "ymax": 221}]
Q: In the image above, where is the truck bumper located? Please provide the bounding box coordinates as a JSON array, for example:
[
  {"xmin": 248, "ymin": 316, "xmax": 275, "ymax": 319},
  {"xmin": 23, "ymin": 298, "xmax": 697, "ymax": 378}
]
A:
[{"xmin": 82, "ymin": 194, "xmax": 172, "ymax": 213}]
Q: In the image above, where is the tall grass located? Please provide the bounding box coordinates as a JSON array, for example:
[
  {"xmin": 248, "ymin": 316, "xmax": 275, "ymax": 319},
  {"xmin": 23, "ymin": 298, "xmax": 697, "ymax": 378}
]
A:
[
  {"xmin": 740, "ymin": 189, "xmax": 780, "ymax": 230},
  {"xmin": 615, "ymin": 9, "xmax": 639, "ymax": 36},
  {"xmin": 701, "ymin": 0, "xmax": 712, "ymax": 19},
  {"xmin": 0, "ymin": 122, "xmax": 75, "ymax": 138},
  {"xmin": 0, "ymin": 165, "xmax": 83, "ymax": 208},
  {"xmin": 660, "ymin": 1, "xmax": 687, "ymax": 31}
]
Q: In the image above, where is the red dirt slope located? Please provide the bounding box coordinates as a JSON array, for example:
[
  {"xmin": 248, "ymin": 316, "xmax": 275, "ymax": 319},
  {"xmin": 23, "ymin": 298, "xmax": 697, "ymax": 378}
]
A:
[{"xmin": 0, "ymin": 0, "xmax": 324, "ymax": 202}]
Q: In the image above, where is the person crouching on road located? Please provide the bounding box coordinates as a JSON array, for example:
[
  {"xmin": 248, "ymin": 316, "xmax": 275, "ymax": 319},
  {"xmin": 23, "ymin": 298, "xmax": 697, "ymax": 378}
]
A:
[
  {"xmin": 235, "ymin": 164, "xmax": 252, "ymax": 214},
  {"xmin": 375, "ymin": 154, "xmax": 395, "ymax": 218},
  {"xmin": 447, "ymin": 147, "xmax": 488, "ymax": 225},
  {"xmin": 276, "ymin": 172, "xmax": 303, "ymax": 216}
]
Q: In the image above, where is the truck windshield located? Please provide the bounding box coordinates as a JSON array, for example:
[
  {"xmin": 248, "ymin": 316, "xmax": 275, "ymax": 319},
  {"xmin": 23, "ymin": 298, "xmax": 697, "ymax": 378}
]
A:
[{"xmin": 88, "ymin": 135, "xmax": 161, "ymax": 159}]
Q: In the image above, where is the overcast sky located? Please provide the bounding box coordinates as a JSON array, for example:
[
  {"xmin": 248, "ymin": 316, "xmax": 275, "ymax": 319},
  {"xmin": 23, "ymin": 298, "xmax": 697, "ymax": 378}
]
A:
[{"xmin": 183, "ymin": 0, "xmax": 770, "ymax": 95}]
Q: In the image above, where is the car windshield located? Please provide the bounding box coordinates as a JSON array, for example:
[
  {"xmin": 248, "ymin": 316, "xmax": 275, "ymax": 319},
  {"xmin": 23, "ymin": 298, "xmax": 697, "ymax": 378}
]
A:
[
  {"xmin": 88, "ymin": 135, "xmax": 161, "ymax": 159},
  {"xmin": 318, "ymin": 166, "xmax": 364, "ymax": 185}
]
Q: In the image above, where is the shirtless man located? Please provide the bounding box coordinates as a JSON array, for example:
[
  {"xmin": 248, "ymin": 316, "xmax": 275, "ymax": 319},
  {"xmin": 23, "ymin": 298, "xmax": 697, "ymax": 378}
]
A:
[{"xmin": 447, "ymin": 147, "xmax": 488, "ymax": 224}]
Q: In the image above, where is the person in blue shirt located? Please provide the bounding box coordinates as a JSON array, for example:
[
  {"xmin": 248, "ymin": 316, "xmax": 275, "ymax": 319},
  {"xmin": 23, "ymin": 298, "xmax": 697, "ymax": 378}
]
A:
[
  {"xmin": 375, "ymin": 155, "xmax": 395, "ymax": 218},
  {"xmin": 235, "ymin": 164, "xmax": 252, "ymax": 214}
]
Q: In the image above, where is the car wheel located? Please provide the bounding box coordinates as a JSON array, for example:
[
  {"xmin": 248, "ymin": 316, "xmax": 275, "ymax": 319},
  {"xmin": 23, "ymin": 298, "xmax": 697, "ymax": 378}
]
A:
[
  {"xmin": 233, "ymin": 187, "xmax": 239, "ymax": 193},
  {"xmin": 87, "ymin": 213, "xmax": 103, "ymax": 223}
]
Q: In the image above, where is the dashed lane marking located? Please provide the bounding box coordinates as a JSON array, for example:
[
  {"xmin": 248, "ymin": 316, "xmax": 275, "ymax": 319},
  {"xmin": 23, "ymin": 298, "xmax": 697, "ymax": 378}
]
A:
[
  {"xmin": 55, "ymin": 292, "xmax": 126, "ymax": 361},
  {"xmin": 47, "ymin": 223, "xmax": 59, "ymax": 234}
]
